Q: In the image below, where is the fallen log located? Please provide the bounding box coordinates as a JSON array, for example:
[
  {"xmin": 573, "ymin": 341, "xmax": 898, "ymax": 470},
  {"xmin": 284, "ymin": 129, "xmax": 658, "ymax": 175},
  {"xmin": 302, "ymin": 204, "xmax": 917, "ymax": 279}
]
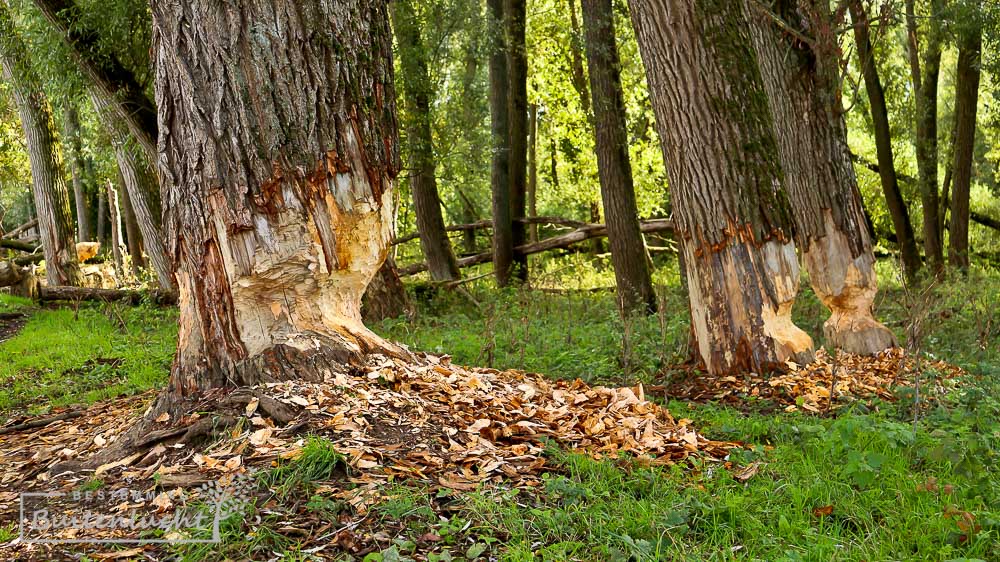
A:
[
  {"xmin": 0, "ymin": 238, "xmax": 38, "ymax": 252},
  {"xmin": 392, "ymin": 216, "xmax": 590, "ymax": 245},
  {"xmin": 400, "ymin": 218, "xmax": 673, "ymax": 275},
  {"xmin": 1, "ymin": 219, "xmax": 38, "ymax": 240},
  {"xmin": 971, "ymin": 211, "xmax": 1000, "ymax": 232},
  {"xmin": 38, "ymin": 286, "xmax": 179, "ymax": 305}
]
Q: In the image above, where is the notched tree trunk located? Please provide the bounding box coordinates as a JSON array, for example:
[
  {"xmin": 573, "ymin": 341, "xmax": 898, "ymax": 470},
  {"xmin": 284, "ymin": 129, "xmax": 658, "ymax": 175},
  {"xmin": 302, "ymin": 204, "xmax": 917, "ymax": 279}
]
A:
[
  {"xmin": 749, "ymin": 0, "xmax": 896, "ymax": 355},
  {"xmin": 152, "ymin": 0, "xmax": 406, "ymax": 400},
  {"xmin": 628, "ymin": 0, "xmax": 814, "ymax": 375}
]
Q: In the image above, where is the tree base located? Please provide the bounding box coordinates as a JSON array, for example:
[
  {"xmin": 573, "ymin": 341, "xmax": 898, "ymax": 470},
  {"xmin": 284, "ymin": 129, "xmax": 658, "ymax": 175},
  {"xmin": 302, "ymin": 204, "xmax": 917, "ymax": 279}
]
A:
[{"xmin": 823, "ymin": 312, "xmax": 897, "ymax": 356}]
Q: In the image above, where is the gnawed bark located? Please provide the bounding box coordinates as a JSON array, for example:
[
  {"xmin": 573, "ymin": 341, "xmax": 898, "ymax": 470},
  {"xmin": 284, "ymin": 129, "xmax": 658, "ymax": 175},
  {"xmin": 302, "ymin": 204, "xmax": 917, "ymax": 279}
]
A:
[
  {"xmin": 153, "ymin": 0, "xmax": 404, "ymax": 396},
  {"xmin": 749, "ymin": 1, "xmax": 896, "ymax": 355},
  {"xmin": 628, "ymin": 0, "xmax": 814, "ymax": 374}
]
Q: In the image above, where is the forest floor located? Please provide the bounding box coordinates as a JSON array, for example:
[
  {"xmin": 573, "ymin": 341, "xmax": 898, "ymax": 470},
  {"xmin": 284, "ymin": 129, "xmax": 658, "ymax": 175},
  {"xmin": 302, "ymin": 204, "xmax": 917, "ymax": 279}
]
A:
[{"xmin": 0, "ymin": 256, "xmax": 998, "ymax": 561}]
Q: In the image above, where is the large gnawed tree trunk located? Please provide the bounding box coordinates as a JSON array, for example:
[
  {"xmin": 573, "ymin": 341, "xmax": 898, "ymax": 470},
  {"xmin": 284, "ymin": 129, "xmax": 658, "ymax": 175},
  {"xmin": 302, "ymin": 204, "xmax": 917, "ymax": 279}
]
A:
[
  {"xmin": 581, "ymin": 0, "xmax": 656, "ymax": 316},
  {"xmin": 906, "ymin": 0, "xmax": 945, "ymax": 272},
  {"xmin": 0, "ymin": 7, "xmax": 82, "ymax": 287},
  {"xmin": 749, "ymin": 1, "xmax": 896, "ymax": 355},
  {"xmin": 152, "ymin": 0, "xmax": 402, "ymax": 395},
  {"xmin": 91, "ymin": 91, "xmax": 175, "ymax": 290},
  {"xmin": 63, "ymin": 103, "xmax": 91, "ymax": 242},
  {"xmin": 628, "ymin": 0, "xmax": 814, "ymax": 375},
  {"xmin": 848, "ymin": 0, "xmax": 921, "ymax": 280},
  {"xmin": 487, "ymin": 0, "xmax": 514, "ymax": 286},
  {"xmin": 948, "ymin": 12, "xmax": 982, "ymax": 270},
  {"xmin": 506, "ymin": 0, "xmax": 529, "ymax": 282},
  {"xmin": 391, "ymin": 0, "xmax": 461, "ymax": 282}
]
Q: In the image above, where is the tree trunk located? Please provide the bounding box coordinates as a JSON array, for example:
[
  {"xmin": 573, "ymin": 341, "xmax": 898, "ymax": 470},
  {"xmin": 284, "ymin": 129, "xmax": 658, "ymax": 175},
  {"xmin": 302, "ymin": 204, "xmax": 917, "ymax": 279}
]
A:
[
  {"xmin": 582, "ymin": 0, "xmax": 656, "ymax": 315},
  {"xmin": 566, "ymin": 0, "xmax": 591, "ymax": 116},
  {"xmin": 749, "ymin": 1, "xmax": 896, "ymax": 355},
  {"xmin": 527, "ymin": 103, "xmax": 539, "ymax": 243},
  {"xmin": 0, "ymin": 7, "xmax": 83, "ymax": 287},
  {"xmin": 107, "ymin": 179, "xmax": 125, "ymax": 277},
  {"xmin": 906, "ymin": 0, "xmax": 945, "ymax": 272},
  {"xmin": 506, "ymin": 0, "xmax": 529, "ymax": 283},
  {"xmin": 849, "ymin": 1, "xmax": 920, "ymax": 279},
  {"xmin": 361, "ymin": 257, "xmax": 411, "ymax": 323},
  {"xmin": 96, "ymin": 188, "xmax": 107, "ymax": 247},
  {"xmin": 152, "ymin": 0, "xmax": 402, "ymax": 395},
  {"xmin": 391, "ymin": 0, "xmax": 461, "ymax": 282},
  {"xmin": 487, "ymin": 0, "xmax": 514, "ymax": 286},
  {"xmin": 119, "ymin": 172, "xmax": 146, "ymax": 275},
  {"xmin": 91, "ymin": 90, "xmax": 175, "ymax": 291},
  {"xmin": 63, "ymin": 104, "xmax": 91, "ymax": 242},
  {"xmin": 628, "ymin": 0, "xmax": 814, "ymax": 374},
  {"xmin": 948, "ymin": 15, "xmax": 982, "ymax": 270}
]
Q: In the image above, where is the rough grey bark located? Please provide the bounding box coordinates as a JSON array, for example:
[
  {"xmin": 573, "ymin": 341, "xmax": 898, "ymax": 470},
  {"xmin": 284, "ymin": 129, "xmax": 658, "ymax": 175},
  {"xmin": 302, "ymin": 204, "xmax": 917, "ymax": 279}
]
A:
[
  {"xmin": 30, "ymin": 0, "xmax": 157, "ymax": 161},
  {"xmin": 62, "ymin": 104, "xmax": 91, "ymax": 242},
  {"xmin": 391, "ymin": 0, "xmax": 461, "ymax": 282},
  {"xmin": 848, "ymin": 0, "xmax": 921, "ymax": 279},
  {"xmin": 906, "ymin": 0, "xmax": 945, "ymax": 272},
  {"xmin": 91, "ymin": 90, "xmax": 174, "ymax": 290},
  {"xmin": 506, "ymin": 0, "xmax": 529, "ymax": 282},
  {"xmin": 0, "ymin": 6, "xmax": 82, "ymax": 287},
  {"xmin": 581, "ymin": 0, "xmax": 656, "ymax": 315},
  {"xmin": 948, "ymin": 14, "xmax": 982, "ymax": 270},
  {"xmin": 487, "ymin": 0, "xmax": 514, "ymax": 286},
  {"xmin": 628, "ymin": 0, "xmax": 814, "ymax": 375},
  {"xmin": 749, "ymin": 0, "xmax": 896, "ymax": 355},
  {"xmin": 152, "ymin": 0, "xmax": 402, "ymax": 395}
]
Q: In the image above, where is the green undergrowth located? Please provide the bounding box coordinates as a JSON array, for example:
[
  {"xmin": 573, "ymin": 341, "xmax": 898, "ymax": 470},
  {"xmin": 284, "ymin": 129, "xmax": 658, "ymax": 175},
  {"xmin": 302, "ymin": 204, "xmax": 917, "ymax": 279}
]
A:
[{"xmin": 0, "ymin": 294, "xmax": 176, "ymax": 413}]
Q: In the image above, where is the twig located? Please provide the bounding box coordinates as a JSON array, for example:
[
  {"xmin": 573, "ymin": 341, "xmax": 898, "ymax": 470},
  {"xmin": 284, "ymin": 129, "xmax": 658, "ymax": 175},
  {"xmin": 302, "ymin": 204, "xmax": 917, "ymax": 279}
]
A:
[{"xmin": 0, "ymin": 410, "xmax": 85, "ymax": 435}]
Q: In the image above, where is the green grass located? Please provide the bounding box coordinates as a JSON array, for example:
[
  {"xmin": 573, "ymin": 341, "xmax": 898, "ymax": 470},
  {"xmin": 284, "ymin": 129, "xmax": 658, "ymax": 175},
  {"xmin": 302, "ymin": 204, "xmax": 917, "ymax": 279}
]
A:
[
  {"xmin": 0, "ymin": 295, "xmax": 176, "ymax": 413},
  {"xmin": 1, "ymin": 258, "xmax": 999, "ymax": 560}
]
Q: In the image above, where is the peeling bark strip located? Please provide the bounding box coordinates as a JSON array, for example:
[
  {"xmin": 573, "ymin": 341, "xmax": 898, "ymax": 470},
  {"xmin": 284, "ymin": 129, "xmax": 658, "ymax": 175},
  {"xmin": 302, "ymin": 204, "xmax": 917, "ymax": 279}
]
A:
[
  {"xmin": 748, "ymin": 1, "xmax": 896, "ymax": 355},
  {"xmin": 0, "ymin": 5, "xmax": 83, "ymax": 287},
  {"xmin": 152, "ymin": 0, "xmax": 402, "ymax": 394},
  {"xmin": 628, "ymin": 0, "xmax": 814, "ymax": 375}
]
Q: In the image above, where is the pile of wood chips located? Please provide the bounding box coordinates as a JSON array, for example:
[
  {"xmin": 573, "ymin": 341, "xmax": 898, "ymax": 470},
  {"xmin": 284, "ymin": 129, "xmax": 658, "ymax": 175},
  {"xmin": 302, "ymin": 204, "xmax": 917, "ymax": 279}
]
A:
[
  {"xmin": 0, "ymin": 352, "xmax": 737, "ymax": 524},
  {"xmin": 657, "ymin": 347, "xmax": 965, "ymax": 413}
]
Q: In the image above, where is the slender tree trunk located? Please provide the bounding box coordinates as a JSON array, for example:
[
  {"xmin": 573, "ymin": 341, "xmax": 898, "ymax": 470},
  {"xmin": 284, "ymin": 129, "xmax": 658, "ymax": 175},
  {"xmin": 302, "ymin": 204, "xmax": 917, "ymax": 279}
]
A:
[
  {"xmin": 506, "ymin": 0, "xmax": 529, "ymax": 282},
  {"xmin": 106, "ymin": 180, "xmax": 124, "ymax": 277},
  {"xmin": 488, "ymin": 0, "xmax": 514, "ymax": 286},
  {"xmin": 549, "ymin": 138, "xmax": 559, "ymax": 191},
  {"xmin": 96, "ymin": 188, "xmax": 107, "ymax": 246},
  {"xmin": 91, "ymin": 90, "xmax": 175, "ymax": 291},
  {"xmin": 906, "ymin": 0, "xmax": 945, "ymax": 272},
  {"xmin": 152, "ymin": 0, "xmax": 402, "ymax": 395},
  {"xmin": 848, "ymin": 0, "xmax": 921, "ymax": 279},
  {"xmin": 391, "ymin": 0, "xmax": 461, "ymax": 282},
  {"xmin": 527, "ymin": 103, "xmax": 539, "ymax": 243},
  {"xmin": 0, "ymin": 8, "xmax": 82, "ymax": 287},
  {"xmin": 119, "ymin": 172, "xmax": 146, "ymax": 275},
  {"xmin": 566, "ymin": 0, "xmax": 591, "ymax": 117},
  {"xmin": 948, "ymin": 15, "xmax": 982, "ymax": 270},
  {"xmin": 582, "ymin": 0, "xmax": 656, "ymax": 316},
  {"xmin": 628, "ymin": 0, "xmax": 814, "ymax": 375},
  {"xmin": 63, "ymin": 104, "xmax": 92, "ymax": 242},
  {"xmin": 749, "ymin": 0, "xmax": 895, "ymax": 355}
]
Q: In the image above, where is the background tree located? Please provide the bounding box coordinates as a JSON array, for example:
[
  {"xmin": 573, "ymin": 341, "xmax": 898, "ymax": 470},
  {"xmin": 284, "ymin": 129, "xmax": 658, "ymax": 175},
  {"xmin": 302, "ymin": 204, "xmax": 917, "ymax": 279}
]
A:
[
  {"xmin": 0, "ymin": 2, "xmax": 81, "ymax": 286},
  {"xmin": 507, "ymin": 0, "xmax": 529, "ymax": 282},
  {"xmin": 392, "ymin": 0, "xmax": 461, "ymax": 282},
  {"xmin": 488, "ymin": 0, "xmax": 514, "ymax": 286},
  {"xmin": 581, "ymin": 0, "xmax": 656, "ymax": 315}
]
